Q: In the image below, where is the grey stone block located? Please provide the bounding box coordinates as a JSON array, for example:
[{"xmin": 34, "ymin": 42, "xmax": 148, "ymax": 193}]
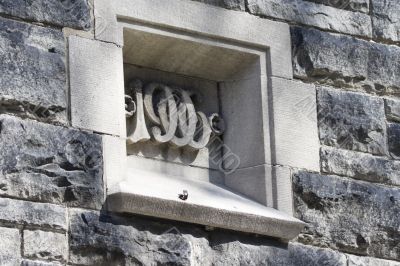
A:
[
  {"xmin": 69, "ymin": 209, "xmax": 194, "ymax": 265},
  {"xmin": 0, "ymin": 115, "xmax": 104, "ymax": 209},
  {"xmin": 305, "ymin": 0, "xmax": 369, "ymax": 13},
  {"xmin": 385, "ymin": 98, "xmax": 400, "ymax": 122},
  {"xmin": 288, "ymin": 243, "xmax": 347, "ymax": 266},
  {"xmin": 0, "ymin": 227, "xmax": 21, "ymax": 265},
  {"xmin": 0, "ymin": 198, "xmax": 66, "ymax": 230},
  {"xmin": 292, "ymin": 27, "xmax": 400, "ymax": 96},
  {"xmin": 0, "ymin": 17, "xmax": 66, "ymax": 124},
  {"xmin": 24, "ymin": 230, "xmax": 67, "ymax": 262},
  {"xmin": 371, "ymin": 0, "xmax": 400, "ymax": 43},
  {"xmin": 0, "ymin": 0, "xmax": 92, "ymax": 30},
  {"xmin": 192, "ymin": 0, "xmax": 245, "ymax": 10},
  {"xmin": 321, "ymin": 146, "xmax": 400, "ymax": 186},
  {"xmin": 21, "ymin": 260, "xmax": 62, "ymax": 266},
  {"xmin": 247, "ymin": 0, "xmax": 371, "ymax": 36},
  {"xmin": 69, "ymin": 208, "xmax": 349, "ymax": 265},
  {"xmin": 294, "ymin": 171, "xmax": 400, "ymax": 261},
  {"xmin": 318, "ymin": 87, "xmax": 387, "ymax": 156},
  {"xmin": 348, "ymin": 254, "xmax": 400, "ymax": 266},
  {"xmin": 388, "ymin": 123, "xmax": 400, "ymax": 159}
]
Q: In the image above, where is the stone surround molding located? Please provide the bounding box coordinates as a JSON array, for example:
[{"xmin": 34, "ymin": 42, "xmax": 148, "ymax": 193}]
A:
[{"xmin": 68, "ymin": 0, "xmax": 320, "ymax": 240}]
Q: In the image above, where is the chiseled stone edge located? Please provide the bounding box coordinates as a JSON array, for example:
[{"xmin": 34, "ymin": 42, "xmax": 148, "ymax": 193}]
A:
[{"xmin": 106, "ymin": 192, "xmax": 305, "ymax": 240}]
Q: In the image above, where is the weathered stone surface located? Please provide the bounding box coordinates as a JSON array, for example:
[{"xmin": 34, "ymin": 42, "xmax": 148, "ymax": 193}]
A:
[
  {"xmin": 69, "ymin": 209, "xmax": 195, "ymax": 265},
  {"xmin": 318, "ymin": 87, "xmax": 387, "ymax": 156},
  {"xmin": 0, "ymin": 17, "xmax": 66, "ymax": 123},
  {"xmin": 0, "ymin": 227, "xmax": 21, "ymax": 265},
  {"xmin": 21, "ymin": 260, "xmax": 62, "ymax": 266},
  {"xmin": 192, "ymin": 0, "xmax": 245, "ymax": 10},
  {"xmin": 0, "ymin": 0, "xmax": 92, "ymax": 30},
  {"xmin": 24, "ymin": 230, "xmax": 67, "ymax": 262},
  {"xmin": 0, "ymin": 198, "xmax": 66, "ymax": 230},
  {"xmin": 371, "ymin": 0, "xmax": 400, "ymax": 43},
  {"xmin": 69, "ymin": 208, "xmax": 352, "ymax": 265},
  {"xmin": 305, "ymin": 0, "xmax": 369, "ymax": 13},
  {"xmin": 247, "ymin": 0, "xmax": 371, "ymax": 37},
  {"xmin": 292, "ymin": 27, "xmax": 400, "ymax": 96},
  {"xmin": 0, "ymin": 115, "xmax": 103, "ymax": 209},
  {"xmin": 385, "ymin": 98, "xmax": 400, "ymax": 122},
  {"xmin": 294, "ymin": 171, "xmax": 400, "ymax": 261},
  {"xmin": 348, "ymin": 254, "xmax": 400, "ymax": 266},
  {"xmin": 388, "ymin": 123, "xmax": 400, "ymax": 160},
  {"xmin": 321, "ymin": 146, "xmax": 400, "ymax": 186},
  {"xmin": 288, "ymin": 243, "xmax": 347, "ymax": 266}
]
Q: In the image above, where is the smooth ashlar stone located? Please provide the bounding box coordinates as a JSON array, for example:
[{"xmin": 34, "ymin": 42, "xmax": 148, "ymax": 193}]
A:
[
  {"xmin": 192, "ymin": 0, "xmax": 245, "ymax": 10},
  {"xmin": 305, "ymin": 0, "xmax": 369, "ymax": 13},
  {"xmin": 321, "ymin": 146, "xmax": 400, "ymax": 186},
  {"xmin": 0, "ymin": 17, "xmax": 66, "ymax": 123},
  {"xmin": 294, "ymin": 171, "xmax": 400, "ymax": 261},
  {"xmin": 24, "ymin": 230, "xmax": 67, "ymax": 262},
  {"xmin": 0, "ymin": 198, "xmax": 66, "ymax": 230},
  {"xmin": 318, "ymin": 87, "xmax": 387, "ymax": 156},
  {"xmin": 371, "ymin": 0, "xmax": 400, "ymax": 43},
  {"xmin": 292, "ymin": 27, "xmax": 400, "ymax": 96},
  {"xmin": 0, "ymin": 0, "xmax": 91, "ymax": 30},
  {"xmin": 247, "ymin": 0, "xmax": 371, "ymax": 37},
  {"xmin": 0, "ymin": 115, "xmax": 104, "ymax": 209}
]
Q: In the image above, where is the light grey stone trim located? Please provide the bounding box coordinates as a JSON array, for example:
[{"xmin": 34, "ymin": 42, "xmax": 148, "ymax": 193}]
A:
[
  {"xmin": 94, "ymin": 0, "xmax": 293, "ymax": 79},
  {"xmin": 69, "ymin": 36, "xmax": 126, "ymax": 136},
  {"xmin": 271, "ymin": 77, "xmax": 320, "ymax": 171}
]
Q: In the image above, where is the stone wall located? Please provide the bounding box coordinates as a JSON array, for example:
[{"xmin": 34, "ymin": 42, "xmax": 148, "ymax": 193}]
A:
[{"xmin": 0, "ymin": 0, "xmax": 399, "ymax": 265}]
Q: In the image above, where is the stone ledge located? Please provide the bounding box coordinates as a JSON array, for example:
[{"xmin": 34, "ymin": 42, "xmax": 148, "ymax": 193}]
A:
[{"xmin": 106, "ymin": 170, "xmax": 305, "ymax": 240}]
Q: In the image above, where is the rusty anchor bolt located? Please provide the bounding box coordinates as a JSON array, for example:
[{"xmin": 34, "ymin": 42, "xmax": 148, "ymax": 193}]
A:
[{"xmin": 178, "ymin": 190, "xmax": 188, "ymax": 201}]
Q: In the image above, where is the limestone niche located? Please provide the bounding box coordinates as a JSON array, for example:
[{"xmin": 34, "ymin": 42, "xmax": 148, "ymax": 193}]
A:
[
  {"xmin": 67, "ymin": 0, "xmax": 313, "ymax": 240},
  {"xmin": 123, "ymin": 69, "xmax": 227, "ymax": 184}
]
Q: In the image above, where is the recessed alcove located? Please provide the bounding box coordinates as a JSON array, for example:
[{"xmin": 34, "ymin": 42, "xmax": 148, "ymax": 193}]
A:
[
  {"xmin": 68, "ymin": 0, "xmax": 317, "ymax": 240},
  {"xmin": 122, "ymin": 25, "xmax": 268, "ymax": 188}
]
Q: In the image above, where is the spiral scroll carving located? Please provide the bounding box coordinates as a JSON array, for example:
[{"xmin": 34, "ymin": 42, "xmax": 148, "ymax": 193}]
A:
[{"xmin": 125, "ymin": 79, "xmax": 224, "ymax": 150}]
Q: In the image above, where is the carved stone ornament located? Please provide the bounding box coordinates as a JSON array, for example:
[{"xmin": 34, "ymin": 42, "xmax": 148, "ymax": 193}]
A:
[{"xmin": 125, "ymin": 79, "xmax": 224, "ymax": 150}]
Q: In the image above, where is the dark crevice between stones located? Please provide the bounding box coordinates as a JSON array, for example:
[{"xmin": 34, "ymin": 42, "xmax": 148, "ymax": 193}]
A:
[
  {"xmin": 54, "ymin": 176, "xmax": 73, "ymax": 187},
  {"xmin": 59, "ymin": 161, "xmax": 84, "ymax": 172},
  {"xmin": 0, "ymin": 98, "xmax": 65, "ymax": 125},
  {"xmin": 48, "ymin": 47, "xmax": 56, "ymax": 53},
  {"xmin": 64, "ymin": 187, "xmax": 77, "ymax": 202}
]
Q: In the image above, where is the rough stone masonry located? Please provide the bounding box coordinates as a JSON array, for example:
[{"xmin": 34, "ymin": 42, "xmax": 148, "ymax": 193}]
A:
[{"xmin": 0, "ymin": 0, "xmax": 399, "ymax": 265}]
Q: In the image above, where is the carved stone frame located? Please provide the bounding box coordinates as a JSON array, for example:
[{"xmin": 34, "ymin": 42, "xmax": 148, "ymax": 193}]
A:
[{"xmin": 69, "ymin": 0, "xmax": 320, "ymax": 240}]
